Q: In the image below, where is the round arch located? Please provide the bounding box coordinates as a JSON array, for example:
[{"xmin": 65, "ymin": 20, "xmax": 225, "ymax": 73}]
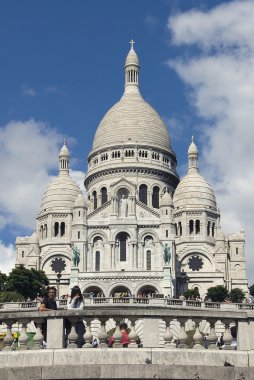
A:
[
  {"xmin": 87, "ymin": 230, "xmax": 108, "ymax": 244},
  {"xmin": 110, "ymin": 285, "xmax": 131, "ymax": 298},
  {"xmin": 137, "ymin": 285, "xmax": 159, "ymax": 297},
  {"xmin": 178, "ymin": 249, "xmax": 215, "ymax": 271},
  {"xmin": 139, "ymin": 229, "xmax": 159, "ymax": 243},
  {"xmin": 83, "ymin": 285, "xmax": 104, "ymax": 298},
  {"xmin": 112, "ymin": 228, "xmax": 134, "ymax": 241}
]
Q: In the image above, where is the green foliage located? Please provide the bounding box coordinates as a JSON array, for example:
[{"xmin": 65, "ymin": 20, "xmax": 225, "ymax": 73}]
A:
[
  {"xmin": 183, "ymin": 288, "xmax": 200, "ymax": 300},
  {"xmin": 5, "ymin": 266, "xmax": 49, "ymax": 300},
  {"xmin": 0, "ymin": 272, "xmax": 7, "ymax": 291},
  {"xmin": 0, "ymin": 291, "xmax": 24, "ymax": 302},
  {"xmin": 229, "ymin": 288, "xmax": 245, "ymax": 303},
  {"xmin": 207, "ymin": 285, "xmax": 229, "ymax": 302},
  {"xmin": 249, "ymin": 284, "xmax": 254, "ymax": 296}
]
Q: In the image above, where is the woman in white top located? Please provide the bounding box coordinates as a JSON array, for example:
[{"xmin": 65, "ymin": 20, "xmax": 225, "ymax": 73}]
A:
[{"xmin": 67, "ymin": 286, "xmax": 85, "ymax": 347}]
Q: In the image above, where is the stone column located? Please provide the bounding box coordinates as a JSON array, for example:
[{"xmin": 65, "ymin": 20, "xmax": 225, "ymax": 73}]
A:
[
  {"xmin": 128, "ymin": 317, "xmax": 138, "ymax": 348},
  {"xmin": 98, "ymin": 318, "xmax": 109, "ymax": 348},
  {"xmin": 163, "ymin": 318, "xmax": 176, "ymax": 349},
  {"xmin": 32, "ymin": 318, "xmax": 44, "ymax": 350},
  {"xmin": 192, "ymin": 319, "xmax": 204, "ymax": 349},
  {"xmin": 18, "ymin": 319, "xmax": 29, "ymax": 350},
  {"xmin": 177, "ymin": 319, "xmax": 189, "ymax": 349},
  {"xmin": 83, "ymin": 318, "xmax": 93, "ymax": 348},
  {"xmin": 2, "ymin": 320, "xmax": 14, "ymax": 351},
  {"xmin": 207, "ymin": 320, "xmax": 219, "ymax": 350}
]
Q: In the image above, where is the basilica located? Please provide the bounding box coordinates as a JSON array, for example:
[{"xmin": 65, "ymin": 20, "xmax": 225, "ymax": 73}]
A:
[{"xmin": 15, "ymin": 44, "xmax": 248, "ymax": 298}]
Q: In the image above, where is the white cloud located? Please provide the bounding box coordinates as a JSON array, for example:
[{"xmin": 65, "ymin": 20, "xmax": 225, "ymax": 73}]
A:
[
  {"xmin": 168, "ymin": 0, "xmax": 254, "ymax": 283},
  {"xmin": 0, "ymin": 241, "xmax": 16, "ymax": 274},
  {"xmin": 0, "ymin": 119, "xmax": 85, "ymax": 273},
  {"xmin": 21, "ymin": 84, "xmax": 37, "ymax": 97}
]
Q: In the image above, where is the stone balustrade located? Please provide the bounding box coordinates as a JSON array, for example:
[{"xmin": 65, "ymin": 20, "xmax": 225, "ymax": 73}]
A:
[{"xmin": 0, "ymin": 300, "xmax": 254, "ymax": 352}]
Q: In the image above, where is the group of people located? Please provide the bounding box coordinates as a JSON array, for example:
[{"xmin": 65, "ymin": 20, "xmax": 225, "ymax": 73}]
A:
[{"xmin": 39, "ymin": 286, "xmax": 131, "ymax": 348}]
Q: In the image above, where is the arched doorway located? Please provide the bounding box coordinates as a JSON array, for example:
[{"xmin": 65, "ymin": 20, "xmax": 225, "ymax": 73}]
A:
[
  {"xmin": 137, "ymin": 285, "xmax": 158, "ymax": 298},
  {"xmin": 110, "ymin": 285, "xmax": 131, "ymax": 298},
  {"xmin": 83, "ymin": 286, "xmax": 104, "ymax": 298}
]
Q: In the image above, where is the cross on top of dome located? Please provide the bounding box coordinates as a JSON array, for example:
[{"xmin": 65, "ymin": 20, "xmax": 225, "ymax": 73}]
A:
[{"xmin": 130, "ymin": 39, "xmax": 135, "ymax": 49}]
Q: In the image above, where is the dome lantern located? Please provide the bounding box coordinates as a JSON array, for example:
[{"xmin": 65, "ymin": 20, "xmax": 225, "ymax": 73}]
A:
[
  {"xmin": 124, "ymin": 40, "xmax": 140, "ymax": 95},
  {"xmin": 59, "ymin": 139, "xmax": 69, "ymax": 175},
  {"xmin": 188, "ymin": 136, "xmax": 198, "ymax": 174}
]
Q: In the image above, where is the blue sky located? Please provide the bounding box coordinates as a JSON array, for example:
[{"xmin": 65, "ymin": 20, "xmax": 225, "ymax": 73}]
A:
[{"xmin": 1, "ymin": 0, "xmax": 254, "ymax": 284}]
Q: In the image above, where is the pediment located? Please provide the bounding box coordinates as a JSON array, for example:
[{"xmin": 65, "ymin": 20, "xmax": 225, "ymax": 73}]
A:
[
  {"xmin": 110, "ymin": 177, "xmax": 136, "ymax": 193},
  {"xmin": 136, "ymin": 201, "xmax": 160, "ymax": 219}
]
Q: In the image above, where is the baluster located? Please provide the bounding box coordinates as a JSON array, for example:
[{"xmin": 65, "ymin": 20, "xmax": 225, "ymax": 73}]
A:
[
  {"xmin": 192, "ymin": 319, "xmax": 204, "ymax": 349},
  {"xmin": 98, "ymin": 318, "xmax": 109, "ymax": 347},
  {"xmin": 83, "ymin": 319, "xmax": 93, "ymax": 348},
  {"xmin": 222, "ymin": 320, "xmax": 233, "ymax": 350},
  {"xmin": 67, "ymin": 318, "xmax": 78, "ymax": 348},
  {"xmin": 32, "ymin": 318, "xmax": 44, "ymax": 350},
  {"xmin": 178, "ymin": 319, "xmax": 189, "ymax": 349},
  {"xmin": 163, "ymin": 318, "xmax": 176, "ymax": 349},
  {"xmin": 3, "ymin": 320, "xmax": 14, "ymax": 351},
  {"xmin": 207, "ymin": 320, "xmax": 219, "ymax": 350},
  {"xmin": 128, "ymin": 317, "xmax": 138, "ymax": 348},
  {"xmin": 112, "ymin": 319, "xmax": 122, "ymax": 347},
  {"xmin": 18, "ymin": 319, "xmax": 29, "ymax": 350}
]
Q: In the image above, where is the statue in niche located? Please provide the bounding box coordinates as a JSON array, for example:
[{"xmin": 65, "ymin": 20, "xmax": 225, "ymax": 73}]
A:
[
  {"xmin": 71, "ymin": 245, "xmax": 80, "ymax": 267},
  {"xmin": 119, "ymin": 194, "xmax": 128, "ymax": 217},
  {"xmin": 163, "ymin": 243, "xmax": 171, "ymax": 265}
]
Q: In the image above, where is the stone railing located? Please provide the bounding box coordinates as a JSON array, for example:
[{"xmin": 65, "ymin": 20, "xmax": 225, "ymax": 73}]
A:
[
  {"xmin": 1, "ymin": 297, "xmax": 254, "ymax": 310},
  {"xmin": 0, "ymin": 302, "xmax": 254, "ymax": 352}
]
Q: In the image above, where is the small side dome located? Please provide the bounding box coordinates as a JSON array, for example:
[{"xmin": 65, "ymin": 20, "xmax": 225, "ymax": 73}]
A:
[
  {"xmin": 173, "ymin": 172, "xmax": 217, "ymax": 210},
  {"xmin": 74, "ymin": 193, "xmax": 87, "ymax": 208},
  {"xmin": 160, "ymin": 191, "xmax": 173, "ymax": 207}
]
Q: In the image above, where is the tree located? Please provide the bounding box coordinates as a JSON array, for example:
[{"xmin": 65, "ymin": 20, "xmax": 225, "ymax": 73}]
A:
[
  {"xmin": 229, "ymin": 288, "xmax": 245, "ymax": 303},
  {"xmin": 249, "ymin": 284, "xmax": 254, "ymax": 296},
  {"xmin": 184, "ymin": 288, "xmax": 200, "ymax": 300},
  {"xmin": 0, "ymin": 291, "xmax": 24, "ymax": 302},
  {"xmin": 206, "ymin": 285, "xmax": 228, "ymax": 302},
  {"xmin": 6, "ymin": 266, "xmax": 49, "ymax": 300},
  {"xmin": 0, "ymin": 271, "xmax": 7, "ymax": 291}
]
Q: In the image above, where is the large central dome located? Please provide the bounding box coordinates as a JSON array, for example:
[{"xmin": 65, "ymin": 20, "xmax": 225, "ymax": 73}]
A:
[
  {"xmin": 92, "ymin": 92, "xmax": 171, "ymax": 152},
  {"xmin": 91, "ymin": 44, "xmax": 172, "ymax": 154}
]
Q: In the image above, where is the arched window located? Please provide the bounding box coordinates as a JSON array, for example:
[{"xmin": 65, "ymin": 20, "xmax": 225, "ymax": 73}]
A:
[
  {"xmin": 95, "ymin": 251, "xmax": 100, "ymax": 271},
  {"xmin": 152, "ymin": 186, "xmax": 160, "ymax": 208},
  {"xmin": 195, "ymin": 220, "xmax": 200, "ymax": 234},
  {"xmin": 40, "ymin": 225, "xmax": 44, "ymax": 239},
  {"xmin": 236, "ymin": 247, "xmax": 239, "ymax": 255},
  {"xmin": 211, "ymin": 222, "xmax": 215, "ymax": 237},
  {"xmin": 178, "ymin": 222, "xmax": 182, "ymax": 236},
  {"xmin": 22, "ymin": 250, "xmax": 24, "ymax": 258},
  {"xmin": 78, "ymin": 231, "xmax": 80, "ymax": 239},
  {"xmin": 189, "ymin": 220, "xmax": 194, "ymax": 235},
  {"xmin": 166, "ymin": 230, "xmax": 168, "ymax": 238},
  {"xmin": 146, "ymin": 250, "xmax": 151, "ymax": 270},
  {"xmin": 60, "ymin": 222, "xmax": 65, "ymax": 236},
  {"xmin": 207, "ymin": 221, "xmax": 211, "ymax": 236},
  {"xmin": 175, "ymin": 223, "xmax": 178, "ymax": 236},
  {"xmin": 54, "ymin": 222, "xmax": 59, "ymax": 237},
  {"xmin": 78, "ymin": 211, "xmax": 81, "ymax": 217},
  {"xmin": 44, "ymin": 224, "xmax": 47, "ymax": 238},
  {"xmin": 101, "ymin": 187, "xmax": 108, "ymax": 205},
  {"xmin": 116, "ymin": 232, "xmax": 128, "ymax": 262},
  {"xmin": 139, "ymin": 184, "xmax": 147, "ymax": 205},
  {"xmin": 93, "ymin": 190, "xmax": 97, "ymax": 210}
]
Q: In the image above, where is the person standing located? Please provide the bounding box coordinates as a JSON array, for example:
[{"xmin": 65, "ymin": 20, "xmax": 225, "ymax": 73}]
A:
[
  {"xmin": 67, "ymin": 286, "xmax": 85, "ymax": 348},
  {"xmin": 39, "ymin": 287, "xmax": 57, "ymax": 345}
]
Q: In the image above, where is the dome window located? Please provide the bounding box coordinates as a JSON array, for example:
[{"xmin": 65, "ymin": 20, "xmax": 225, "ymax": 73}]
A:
[
  {"xmin": 78, "ymin": 231, "xmax": 80, "ymax": 239},
  {"xmin": 93, "ymin": 191, "xmax": 98, "ymax": 210},
  {"xmin": 21, "ymin": 250, "xmax": 24, "ymax": 258},
  {"xmin": 101, "ymin": 187, "xmax": 108, "ymax": 205},
  {"xmin": 152, "ymin": 186, "xmax": 160, "ymax": 209},
  {"xmin": 166, "ymin": 230, "xmax": 168, "ymax": 238},
  {"xmin": 175, "ymin": 223, "xmax": 178, "ymax": 236},
  {"xmin": 116, "ymin": 232, "xmax": 129, "ymax": 262},
  {"xmin": 146, "ymin": 250, "xmax": 151, "ymax": 270},
  {"xmin": 139, "ymin": 184, "xmax": 147, "ymax": 205},
  {"xmin": 95, "ymin": 251, "xmax": 100, "ymax": 271},
  {"xmin": 207, "ymin": 221, "xmax": 211, "ymax": 236},
  {"xmin": 60, "ymin": 222, "xmax": 65, "ymax": 237},
  {"xmin": 54, "ymin": 222, "xmax": 59, "ymax": 237},
  {"xmin": 44, "ymin": 224, "xmax": 47, "ymax": 238},
  {"xmin": 178, "ymin": 222, "xmax": 182, "ymax": 236},
  {"xmin": 211, "ymin": 222, "xmax": 215, "ymax": 237},
  {"xmin": 189, "ymin": 220, "xmax": 194, "ymax": 235},
  {"xmin": 195, "ymin": 220, "xmax": 200, "ymax": 234}
]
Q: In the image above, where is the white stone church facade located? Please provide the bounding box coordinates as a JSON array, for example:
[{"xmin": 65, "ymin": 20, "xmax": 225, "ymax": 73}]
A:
[{"xmin": 15, "ymin": 45, "xmax": 248, "ymax": 298}]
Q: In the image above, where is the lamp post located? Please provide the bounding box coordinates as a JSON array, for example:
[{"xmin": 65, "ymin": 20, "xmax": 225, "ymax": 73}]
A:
[{"xmin": 51, "ymin": 258, "xmax": 66, "ymax": 299}]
